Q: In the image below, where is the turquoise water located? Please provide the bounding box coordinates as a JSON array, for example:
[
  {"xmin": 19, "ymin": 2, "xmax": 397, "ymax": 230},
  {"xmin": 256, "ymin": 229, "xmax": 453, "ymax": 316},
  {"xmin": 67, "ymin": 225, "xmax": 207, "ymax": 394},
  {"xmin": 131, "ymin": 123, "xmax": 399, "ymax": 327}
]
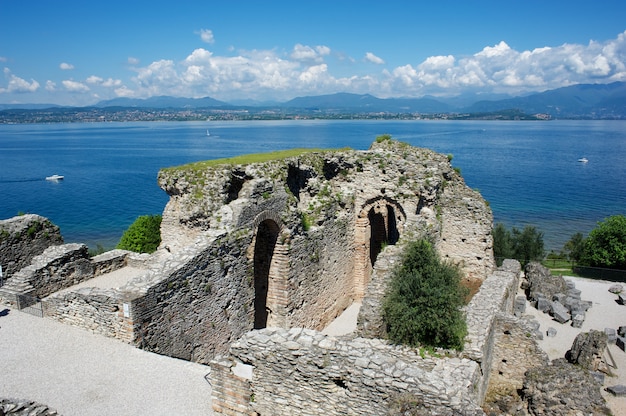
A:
[{"xmin": 1, "ymin": 120, "xmax": 624, "ymax": 251}]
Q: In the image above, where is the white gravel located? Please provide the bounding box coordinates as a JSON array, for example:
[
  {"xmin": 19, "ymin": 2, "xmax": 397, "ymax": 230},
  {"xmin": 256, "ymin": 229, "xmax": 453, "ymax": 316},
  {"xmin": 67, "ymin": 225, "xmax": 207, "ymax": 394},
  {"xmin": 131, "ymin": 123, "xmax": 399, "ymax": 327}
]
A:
[{"xmin": 0, "ymin": 306, "xmax": 213, "ymax": 416}]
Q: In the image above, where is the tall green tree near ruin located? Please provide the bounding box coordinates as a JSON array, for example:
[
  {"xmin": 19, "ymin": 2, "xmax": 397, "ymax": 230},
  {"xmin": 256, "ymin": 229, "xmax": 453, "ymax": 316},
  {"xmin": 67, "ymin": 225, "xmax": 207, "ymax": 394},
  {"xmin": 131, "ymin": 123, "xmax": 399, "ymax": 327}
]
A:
[{"xmin": 382, "ymin": 239, "xmax": 468, "ymax": 351}]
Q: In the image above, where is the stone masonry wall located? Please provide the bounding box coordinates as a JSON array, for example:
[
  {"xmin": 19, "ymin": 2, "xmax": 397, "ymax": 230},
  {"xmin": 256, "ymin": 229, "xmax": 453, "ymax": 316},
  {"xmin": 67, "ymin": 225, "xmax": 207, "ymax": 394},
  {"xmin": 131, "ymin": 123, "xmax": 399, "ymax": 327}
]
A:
[
  {"xmin": 211, "ymin": 261, "xmax": 522, "ymax": 415},
  {"xmin": 212, "ymin": 328, "xmax": 484, "ymax": 416}
]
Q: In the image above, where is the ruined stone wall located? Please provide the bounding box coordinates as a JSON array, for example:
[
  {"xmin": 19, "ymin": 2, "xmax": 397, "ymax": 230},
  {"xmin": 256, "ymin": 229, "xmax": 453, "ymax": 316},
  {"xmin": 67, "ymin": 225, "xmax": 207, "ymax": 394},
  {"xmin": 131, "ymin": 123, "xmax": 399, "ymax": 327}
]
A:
[
  {"xmin": 484, "ymin": 313, "xmax": 549, "ymax": 409},
  {"xmin": 0, "ymin": 214, "xmax": 63, "ymax": 280},
  {"xmin": 212, "ymin": 328, "xmax": 484, "ymax": 416},
  {"xmin": 462, "ymin": 259, "xmax": 521, "ymax": 402}
]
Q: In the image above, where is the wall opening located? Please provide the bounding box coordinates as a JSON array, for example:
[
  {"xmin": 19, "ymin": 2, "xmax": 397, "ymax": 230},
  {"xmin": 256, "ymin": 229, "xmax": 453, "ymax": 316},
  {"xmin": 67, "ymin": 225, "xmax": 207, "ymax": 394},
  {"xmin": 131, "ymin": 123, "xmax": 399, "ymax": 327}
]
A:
[
  {"xmin": 354, "ymin": 197, "xmax": 406, "ymax": 299},
  {"xmin": 253, "ymin": 219, "xmax": 280, "ymax": 329}
]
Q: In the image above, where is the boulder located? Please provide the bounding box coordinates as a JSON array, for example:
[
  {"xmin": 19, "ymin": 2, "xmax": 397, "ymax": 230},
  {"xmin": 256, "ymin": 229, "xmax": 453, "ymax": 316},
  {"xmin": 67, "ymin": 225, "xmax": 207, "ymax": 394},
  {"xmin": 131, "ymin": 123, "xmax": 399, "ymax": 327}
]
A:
[
  {"xmin": 605, "ymin": 384, "xmax": 626, "ymax": 397},
  {"xmin": 568, "ymin": 330, "xmax": 608, "ymax": 372}
]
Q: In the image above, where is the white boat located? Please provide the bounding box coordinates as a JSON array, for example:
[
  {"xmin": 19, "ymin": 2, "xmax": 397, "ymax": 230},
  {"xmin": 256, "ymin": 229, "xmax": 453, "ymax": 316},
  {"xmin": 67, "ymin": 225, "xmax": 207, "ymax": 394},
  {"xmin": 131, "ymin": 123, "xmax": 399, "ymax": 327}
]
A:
[
  {"xmin": 206, "ymin": 129, "xmax": 211, "ymax": 137},
  {"xmin": 578, "ymin": 157, "xmax": 588, "ymax": 163},
  {"xmin": 45, "ymin": 174, "xmax": 64, "ymax": 181}
]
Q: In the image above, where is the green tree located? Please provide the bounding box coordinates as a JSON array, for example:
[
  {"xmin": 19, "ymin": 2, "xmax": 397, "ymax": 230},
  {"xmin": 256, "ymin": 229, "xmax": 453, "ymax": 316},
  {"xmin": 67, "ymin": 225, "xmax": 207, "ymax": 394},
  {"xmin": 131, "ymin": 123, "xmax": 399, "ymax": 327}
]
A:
[
  {"xmin": 117, "ymin": 214, "xmax": 162, "ymax": 253},
  {"xmin": 493, "ymin": 223, "xmax": 513, "ymax": 266},
  {"xmin": 564, "ymin": 232, "xmax": 585, "ymax": 262},
  {"xmin": 579, "ymin": 215, "xmax": 626, "ymax": 270},
  {"xmin": 492, "ymin": 223, "xmax": 544, "ymax": 267},
  {"xmin": 382, "ymin": 239, "xmax": 468, "ymax": 351},
  {"xmin": 511, "ymin": 225, "xmax": 544, "ymax": 267}
]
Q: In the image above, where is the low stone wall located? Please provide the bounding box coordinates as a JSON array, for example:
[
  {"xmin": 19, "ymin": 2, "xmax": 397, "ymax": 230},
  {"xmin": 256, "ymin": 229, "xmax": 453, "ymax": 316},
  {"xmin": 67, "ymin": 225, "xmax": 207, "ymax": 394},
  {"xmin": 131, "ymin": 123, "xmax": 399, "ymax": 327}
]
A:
[
  {"xmin": 212, "ymin": 328, "xmax": 484, "ymax": 416},
  {"xmin": 462, "ymin": 259, "xmax": 521, "ymax": 402},
  {"xmin": 44, "ymin": 287, "xmax": 135, "ymax": 343},
  {"xmin": 0, "ymin": 398, "xmax": 58, "ymax": 416}
]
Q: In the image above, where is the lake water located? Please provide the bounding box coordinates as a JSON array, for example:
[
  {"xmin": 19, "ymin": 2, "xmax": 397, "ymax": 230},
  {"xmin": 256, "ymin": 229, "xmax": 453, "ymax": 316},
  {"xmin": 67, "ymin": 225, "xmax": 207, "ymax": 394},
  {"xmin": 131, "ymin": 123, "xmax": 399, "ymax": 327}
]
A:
[{"xmin": 1, "ymin": 120, "xmax": 624, "ymax": 252}]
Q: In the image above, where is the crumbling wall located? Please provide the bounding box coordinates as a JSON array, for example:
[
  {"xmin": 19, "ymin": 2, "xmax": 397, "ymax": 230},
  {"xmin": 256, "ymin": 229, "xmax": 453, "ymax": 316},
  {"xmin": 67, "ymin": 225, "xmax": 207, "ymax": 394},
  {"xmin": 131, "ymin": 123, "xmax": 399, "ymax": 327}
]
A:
[
  {"xmin": 0, "ymin": 214, "xmax": 63, "ymax": 280},
  {"xmin": 211, "ymin": 328, "xmax": 484, "ymax": 416}
]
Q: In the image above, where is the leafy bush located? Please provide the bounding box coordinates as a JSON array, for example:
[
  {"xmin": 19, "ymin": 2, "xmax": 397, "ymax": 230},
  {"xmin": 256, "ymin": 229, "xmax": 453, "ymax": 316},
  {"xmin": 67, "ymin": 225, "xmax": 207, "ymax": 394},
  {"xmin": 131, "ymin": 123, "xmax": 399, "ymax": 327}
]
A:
[
  {"xmin": 578, "ymin": 215, "xmax": 626, "ymax": 270},
  {"xmin": 117, "ymin": 214, "xmax": 162, "ymax": 253},
  {"xmin": 382, "ymin": 239, "xmax": 468, "ymax": 350}
]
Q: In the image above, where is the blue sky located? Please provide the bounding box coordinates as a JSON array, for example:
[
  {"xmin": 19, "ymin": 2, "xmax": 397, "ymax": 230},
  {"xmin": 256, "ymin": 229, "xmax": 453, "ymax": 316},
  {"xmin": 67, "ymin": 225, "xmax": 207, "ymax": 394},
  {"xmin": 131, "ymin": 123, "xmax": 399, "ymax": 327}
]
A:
[{"xmin": 1, "ymin": 0, "xmax": 625, "ymax": 106}]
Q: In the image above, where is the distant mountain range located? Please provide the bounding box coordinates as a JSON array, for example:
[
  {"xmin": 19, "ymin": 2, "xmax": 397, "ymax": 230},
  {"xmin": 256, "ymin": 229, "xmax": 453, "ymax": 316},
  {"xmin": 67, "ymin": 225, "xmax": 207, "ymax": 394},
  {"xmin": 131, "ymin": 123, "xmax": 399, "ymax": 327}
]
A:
[{"xmin": 1, "ymin": 82, "xmax": 625, "ymax": 119}]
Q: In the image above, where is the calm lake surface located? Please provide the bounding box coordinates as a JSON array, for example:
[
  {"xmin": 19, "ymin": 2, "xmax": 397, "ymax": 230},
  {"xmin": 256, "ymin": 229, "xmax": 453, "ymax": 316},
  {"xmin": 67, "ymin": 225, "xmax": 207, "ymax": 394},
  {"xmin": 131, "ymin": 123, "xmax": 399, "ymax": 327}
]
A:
[{"xmin": 1, "ymin": 120, "xmax": 624, "ymax": 252}]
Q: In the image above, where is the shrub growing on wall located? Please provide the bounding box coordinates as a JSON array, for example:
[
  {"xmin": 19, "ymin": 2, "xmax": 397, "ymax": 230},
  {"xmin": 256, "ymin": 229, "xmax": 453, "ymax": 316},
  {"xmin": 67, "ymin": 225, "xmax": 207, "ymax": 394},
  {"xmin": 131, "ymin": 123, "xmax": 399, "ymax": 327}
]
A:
[
  {"xmin": 117, "ymin": 214, "xmax": 162, "ymax": 253},
  {"xmin": 382, "ymin": 239, "xmax": 468, "ymax": 351}
]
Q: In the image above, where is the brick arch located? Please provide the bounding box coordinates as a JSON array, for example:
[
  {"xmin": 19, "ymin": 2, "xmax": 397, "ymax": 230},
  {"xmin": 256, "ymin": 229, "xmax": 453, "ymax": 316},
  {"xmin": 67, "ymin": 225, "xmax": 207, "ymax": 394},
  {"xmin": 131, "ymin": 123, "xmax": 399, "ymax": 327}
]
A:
[
  {"xmin": 353, "ymin": 197, "xmax": 406, "ymax": 299},
  {"xmin": 251, "ymin": 211, "xmax": 289, "ymax": 329}
]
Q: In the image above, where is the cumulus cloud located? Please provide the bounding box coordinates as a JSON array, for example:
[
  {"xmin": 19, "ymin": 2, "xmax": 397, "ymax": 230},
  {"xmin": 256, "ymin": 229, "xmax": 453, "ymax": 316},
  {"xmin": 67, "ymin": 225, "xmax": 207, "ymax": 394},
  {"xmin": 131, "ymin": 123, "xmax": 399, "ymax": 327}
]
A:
[
  {"xmin": 62, "ymin": 79, "xmax": 89, "ymax": 92},
  {"xmin": 365, "ymin": 52, "xmax": 385, "ymax": 65},
  {"xmin": 381, "ymin": 30, "xmax": 626, "ymax": 96},
  {"xmin": 0, "ymin": 68, "xmax": 40, "ymax": 93},
  {"xmin": 198, "ymin": 29, "xmax": 214, "ymax": 44},
  {"xmin": 25, "ymin": 31, "xmax": 624, "ymax": 105},
  {"xmin": 290, "ymin": 44, "xmax": 330, "ymax": 63},
  {"xmin": 60, "ymin": 62, "xmax": 74, "ymax": 70}
]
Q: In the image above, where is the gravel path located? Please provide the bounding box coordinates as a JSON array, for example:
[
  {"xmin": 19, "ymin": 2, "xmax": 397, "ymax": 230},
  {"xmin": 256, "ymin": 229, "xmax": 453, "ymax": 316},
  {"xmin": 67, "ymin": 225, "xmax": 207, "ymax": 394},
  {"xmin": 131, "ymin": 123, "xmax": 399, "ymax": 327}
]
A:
[{"xmin": 0, "ymin": 306, "xmax": 213, "ymax": 416}]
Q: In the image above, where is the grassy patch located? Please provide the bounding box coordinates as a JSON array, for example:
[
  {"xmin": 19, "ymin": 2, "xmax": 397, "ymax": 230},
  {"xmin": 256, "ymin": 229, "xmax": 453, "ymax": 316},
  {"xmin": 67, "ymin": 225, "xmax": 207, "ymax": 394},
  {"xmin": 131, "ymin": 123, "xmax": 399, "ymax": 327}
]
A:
[{"xmin": 162, "ymin": 148, "xmax": 338, "ymax": 172}]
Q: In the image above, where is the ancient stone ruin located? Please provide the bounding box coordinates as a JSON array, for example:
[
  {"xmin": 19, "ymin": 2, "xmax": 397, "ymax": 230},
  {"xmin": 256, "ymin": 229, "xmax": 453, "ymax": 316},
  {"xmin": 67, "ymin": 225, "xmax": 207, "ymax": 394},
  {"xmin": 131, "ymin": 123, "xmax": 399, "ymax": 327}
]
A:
[{"xmin": 3, "ymin": 138, "xmax": 604, "ymax": 415}]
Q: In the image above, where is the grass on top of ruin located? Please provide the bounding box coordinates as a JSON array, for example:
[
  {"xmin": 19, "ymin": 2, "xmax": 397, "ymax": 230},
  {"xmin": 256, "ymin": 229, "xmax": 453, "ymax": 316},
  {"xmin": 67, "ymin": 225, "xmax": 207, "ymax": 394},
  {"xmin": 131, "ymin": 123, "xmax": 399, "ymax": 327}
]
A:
[{"xmin": 163, "ymin": 147, "xmax": 348, "ymax": 172}]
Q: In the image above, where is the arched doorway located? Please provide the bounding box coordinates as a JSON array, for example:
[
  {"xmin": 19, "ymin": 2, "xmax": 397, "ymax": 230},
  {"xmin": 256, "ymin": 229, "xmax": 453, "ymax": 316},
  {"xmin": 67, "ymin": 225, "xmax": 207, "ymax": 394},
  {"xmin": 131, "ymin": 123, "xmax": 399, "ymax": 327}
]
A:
[
  {"xmin": 253, "ymin": 219, "xmax": 280, "ymax": 329},
  {"xmin": 354, "ymin": 197, "xmax": 405, "ymax": 299}
]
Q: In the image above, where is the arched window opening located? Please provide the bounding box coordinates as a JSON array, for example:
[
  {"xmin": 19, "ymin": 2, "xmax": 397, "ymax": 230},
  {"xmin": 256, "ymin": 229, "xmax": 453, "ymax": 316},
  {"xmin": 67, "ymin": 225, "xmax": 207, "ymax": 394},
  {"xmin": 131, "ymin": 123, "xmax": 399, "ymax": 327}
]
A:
[
  {"xmin": 253, "ymin": 219, "xmax": 279, "ymax": 329},
  {"xmin": 387, "ymin": 205, "xmax": 400, "ymax": 245}
]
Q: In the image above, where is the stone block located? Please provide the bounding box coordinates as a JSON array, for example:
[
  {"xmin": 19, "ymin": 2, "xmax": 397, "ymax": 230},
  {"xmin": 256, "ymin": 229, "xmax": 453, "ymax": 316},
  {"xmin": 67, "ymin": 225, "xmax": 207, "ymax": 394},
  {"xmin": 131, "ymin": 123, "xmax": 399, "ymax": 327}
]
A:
[
  {"xmin": 536, "ymin": 296, "xmax": 551, "ymax": 313},
  {"xmin": 590, "ymin": 371, "xmax": 605, "ymax": 384},
  {"xmin": 617, "ymin": 336, "xmax": 626, "ymax": 352},
  {"xmin": 605, "ymin": 328, "xmax": 617, "ymax": 344},
  {"xmin": 547, "ymin": 327, "xmax": 557, "ymax": 337},
  {"xmin": 609, "ymin": 284, "xmax": 623, "ymax": 294},
  {"xmin": 619, "ymin": 294, "xmax": 626, "ymax": 305},
  {"xmin": 565, "ymin": 280, "xmax": 576, "ymax": 290},
  {"xmin": 551, "ymin": 301, "xmax": 570, "ymax": 324},
  {"xmin": 552, "ymin": 293, "xmax": 566, "ymax": 304},
  {"xmin": 535, "ymin": 330, "xmax": 544, "ymax": 340},
  {"xmin": 571, "ymin": 314, "xmax": 585, "ymax": 328},
  {"xmin": 618, "ymin": 326, "xmax": 626, "ymax": 337},
  {"xmin": 606, "ymin": 385, "xmax": 626, "ymax": 397},
  {"xmin": 567, "ymin": 288, "xmax": 581, "ymax": 300}
]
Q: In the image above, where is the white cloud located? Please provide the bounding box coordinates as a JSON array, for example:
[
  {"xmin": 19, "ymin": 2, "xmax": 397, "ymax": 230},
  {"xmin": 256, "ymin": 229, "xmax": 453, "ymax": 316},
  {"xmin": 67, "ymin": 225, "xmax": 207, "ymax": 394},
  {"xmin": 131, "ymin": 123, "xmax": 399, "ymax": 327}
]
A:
[
  {"xmin": 60, "ymin": 62, "xmax": 74, "ymax": 70},
  {"xmin": 198, "ymin": 29, "xmax": 214, "ymax": 44},
  {"xmin": 62, "ymin": 79, "xmax": 89, "ymax": 92},
  {"xmin": 128, "ymin": 57, "xmax": 140, "ymax": 66},
  {"xmin": 45, "ymin": 80, "xmax": 56, "ymax": 91},
  {"xmin": 365, "ymin": 52, "xmax": 385, "ymax": 65},
  {"xmin": 0, "ymin": 68, "xmax": 40, "ymax": 93},
  {"xmin": 290, "ymin": 44, "xmax": 330, "ymax": 63},
  {"xmin": 86, "ymin": 75, "xmax": 122, "ymax": 87}
]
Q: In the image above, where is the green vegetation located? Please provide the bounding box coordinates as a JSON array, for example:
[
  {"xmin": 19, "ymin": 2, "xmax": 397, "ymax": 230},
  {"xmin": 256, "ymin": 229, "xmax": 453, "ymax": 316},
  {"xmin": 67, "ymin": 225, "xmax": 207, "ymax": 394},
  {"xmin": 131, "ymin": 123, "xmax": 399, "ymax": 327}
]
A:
[
  {"xmin": 117, "ymin": 214, "xmax": 162, "ymax": 253},
  {"xmin": 382, "ymin": 239, "xmax": 468, "ymax": 351},
  {"xmin": 162, "ymin": 148, "xmax": 333, "ymax": 173},
  {"xmin": 493, "ymin": 223, "xmax": 544, "ymax": 267},
  {"xmin": 576, "ymin": 215, "xmax": 626, "ymax": 270},
  {"xmin": 375, "ymin": 133, "xmax": 392, "ymax": 143}
]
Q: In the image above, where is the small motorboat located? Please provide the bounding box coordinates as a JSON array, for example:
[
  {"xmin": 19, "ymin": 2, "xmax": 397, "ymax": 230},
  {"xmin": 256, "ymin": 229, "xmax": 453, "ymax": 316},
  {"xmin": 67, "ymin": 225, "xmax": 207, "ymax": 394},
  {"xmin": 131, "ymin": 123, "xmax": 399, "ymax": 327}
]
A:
[
  {"xmin": 577, "ymin": 157, "xmax": 588, "ymax": 163},
  {"xmin": 45, "ymin": 174, "xmax": 64, "ymax": 181}
]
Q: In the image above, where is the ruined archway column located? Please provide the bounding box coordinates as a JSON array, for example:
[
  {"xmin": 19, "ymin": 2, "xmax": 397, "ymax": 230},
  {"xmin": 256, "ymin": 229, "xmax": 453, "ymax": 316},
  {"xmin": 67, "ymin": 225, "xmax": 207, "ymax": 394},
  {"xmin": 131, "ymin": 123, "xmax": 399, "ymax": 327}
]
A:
[
  {"xmin": 266, "ymin": 243, "xmax": 290, "ymax": 328},
  {"xmin": 353, "ymin": 216, "xmax": 372, "ymax": 300}
]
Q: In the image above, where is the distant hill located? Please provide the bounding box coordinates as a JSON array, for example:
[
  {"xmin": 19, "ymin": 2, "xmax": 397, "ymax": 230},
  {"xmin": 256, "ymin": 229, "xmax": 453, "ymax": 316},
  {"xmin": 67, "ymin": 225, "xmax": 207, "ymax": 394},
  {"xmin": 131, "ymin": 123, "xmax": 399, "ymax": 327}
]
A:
[
  {"xmin": 95, "ymin": 95, "xmax": 229, "ymax": 108},
  {"xmin": 466, "ymin": 82, "xmax": 626, "ymax": 118},
  {"xmin": 284, "ymin": 92, "xmax": 451, "ymax": 113},
  {"xmin": 1, "ymin": 82, "xmax": 625, "ymax": 119}
]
